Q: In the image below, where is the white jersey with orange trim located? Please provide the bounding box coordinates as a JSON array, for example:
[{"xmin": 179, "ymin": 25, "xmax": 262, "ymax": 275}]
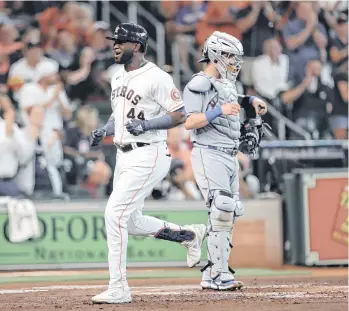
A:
[{"xmin": 110, "ymin": 61, "xmax": 183, "ymax": 145}]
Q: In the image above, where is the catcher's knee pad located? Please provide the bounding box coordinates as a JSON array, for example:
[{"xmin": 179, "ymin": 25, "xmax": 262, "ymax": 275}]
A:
[{"xmin": 209, "ymin": 190, "xmax": 236, "ymax": 232}]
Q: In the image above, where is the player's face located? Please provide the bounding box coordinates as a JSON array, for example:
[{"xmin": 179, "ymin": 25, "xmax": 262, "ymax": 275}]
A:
[
  {"xmin": 113, "ymin": 40, "xmax": 137, "ymax": 64},
  {"xmin": 223, "ymin": 52, "xmax": 243, "ymax": 75}
]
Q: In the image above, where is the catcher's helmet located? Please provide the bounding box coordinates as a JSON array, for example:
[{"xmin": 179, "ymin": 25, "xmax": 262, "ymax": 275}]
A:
[{"xmin": 106, "ymin": 23, "xmax": 148, "ymax": 52}]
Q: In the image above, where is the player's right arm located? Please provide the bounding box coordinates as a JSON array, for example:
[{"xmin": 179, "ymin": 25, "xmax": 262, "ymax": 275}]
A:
[
  {"xmin": 89, "ymin": 70, "xmax": 122, "ymax": 146},
  {"xmin": 89, "ymin": 114, "xmax": 115, "ymax": 146},
  {"xmin": 183, "ymin": 75, "xmax": 240, "ymax": 130}
]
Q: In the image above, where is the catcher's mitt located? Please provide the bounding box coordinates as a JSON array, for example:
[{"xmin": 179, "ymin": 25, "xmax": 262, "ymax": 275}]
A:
[{"xmin": 239, "ymin": 117, "xmax": 271, "ymax": 156}]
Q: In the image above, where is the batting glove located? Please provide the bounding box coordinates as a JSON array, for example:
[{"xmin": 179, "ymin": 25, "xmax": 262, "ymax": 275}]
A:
[
  {"xmin": 89, "ymin": 129, "xmax": 106, "ymax": 146},
  {"xmin": 126, "ymin": 119, "xmax": 148, "ymax": 136}
]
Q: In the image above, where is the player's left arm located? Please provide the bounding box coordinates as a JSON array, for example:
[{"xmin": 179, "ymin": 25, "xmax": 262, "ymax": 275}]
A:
[
  {"xmin": 126, "ymin": 73, "xmax": 186, "ymax": 136},
  {"xmin": 144, "ymin": 106, "xmax": 185, "ymax": 130},
  {"xmin": 239, "ymin": 95, "xmax": 268, "ymax": 118},
  {"xmin": 125, "ymin": 107, "xmax": 185, "ymax": 136}
]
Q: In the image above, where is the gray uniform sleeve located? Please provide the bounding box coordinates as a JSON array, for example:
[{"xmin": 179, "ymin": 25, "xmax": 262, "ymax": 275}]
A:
[
  {"xmin": 102, "ymin": 115, "xmax": 115, "ymax": 136},
  {"xmin": 183, "ymin": 86, "xmax": 204, "ymax": 116}
]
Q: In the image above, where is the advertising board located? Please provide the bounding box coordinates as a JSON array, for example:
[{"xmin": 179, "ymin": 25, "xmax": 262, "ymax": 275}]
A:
[{"xmin": 302, "ymin": 172, "xmax": 348, "ymax": 265}]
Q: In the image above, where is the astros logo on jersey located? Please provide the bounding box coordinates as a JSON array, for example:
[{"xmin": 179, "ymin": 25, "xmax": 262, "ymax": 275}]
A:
[
  {"xmin": 111, "ymin": 86, "xmax": 142, "ymax": 105},
  {"xmin": 171, "ymin": 89, "xmax": 182, "ymax": 103}
]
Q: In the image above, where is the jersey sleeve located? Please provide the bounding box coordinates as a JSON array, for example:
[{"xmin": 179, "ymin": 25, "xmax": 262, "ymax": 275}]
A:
[
  {"xmin": 152, "ymin": 73, "xmax": 184, "ymax": 112},
  {"xmin": 183, "ymin": 86, "xmax": 204, "ymax": 116}
]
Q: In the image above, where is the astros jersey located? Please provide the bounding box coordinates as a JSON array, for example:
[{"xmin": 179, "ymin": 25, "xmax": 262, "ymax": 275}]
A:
[{"xmin": 110, "ymin": 62, "xmax": 183, "ymax": 145}]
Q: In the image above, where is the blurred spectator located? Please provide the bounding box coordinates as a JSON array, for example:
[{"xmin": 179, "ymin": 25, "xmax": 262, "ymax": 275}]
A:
[
  {"xmin": 273, "ymin": 1, "xmax": 296, "ymax": 32},
  {"xmin": 88, "ymin": 21, "xmax": 114, "ymax": 95},
  {"xmin": 8, "ymin": 39, "xmax": 58, "ymax": 85},
  {"xmin": 38, "ymin": 2, "xmax": 92, "ymax": 47},
  {"xmin": 317, "ymin": 2, "xmax": 348, "ymax": 35},
  {"xmin": 0, "ymin": 94, "xmax": 38, "ymax": 197},
  {"xmin": 0, "ymin": 53, "xmax": 10, "ymax": 94},
  {"xmin": 36, "ymin": 3, "xmax": 65, "ymax": 54},
  {"xmin": 195, "ymin": 1, "xmax": 247, "ymax": 48},
  {"xmin": 160, "ymin": 0, "xmax": 180, "ymax": 23},
  {"xmin": 151, "ymin": 158, "xmax": 201, "ymax": 201},
  {"xmin": 18, "ymin": 59, "xmax": 69, "ymax": 127},
  {"xmin": 0, "ymin": 1, "xmax": 12, "ymax": 25},
  {"xmin": 41, "ymin": 22, "xmax": 58, "ymax": 55},
  {"xmin": 100, "ymin": 63, "xmax": 122, "ymax": 84},
  {"xmin": 251, "ymin": 37, "xmax": 289, "ymax": 101},
  {"xmin": 165, "ymin": 126, "xmax": 201, "ymax": 200},
  {"xmin": 329, "ymin": 12, "xmax": 348, "ymax": 76},
  {"xmin": 89, "ymin": 21, "xmax": 113, "ymax": 63},
  {"xmin": 282, "ymin": 2, "xmax": 328, "ymax": 84},
  {"xmin": 63, "ymin": 106, "xmax": 111, "ymax": 197},
  {"xmin": 165, "ymin": 1, "xmax": 207, "ymax": 80},
  {"xmin": 281, "ymin": 59, "xmax": 332, "ymax": 139},
  {"xmin": 237, "ymin": 152, "xmax": 260, "ymax": 199},
  {"xmin": 167, "ymin": 126, "xmax": 193, "ymax": 181},
  {"xmin": 21, "ymin": 27, "xmax": 41, "ymax": 44},
  {"xmin": 0, "ymin": 23, "xmax": 23, "ymax": 64},
  {"xmin": 48, "ymin": 28, "xmax": 77, "ymax": 70},
  {"xmin": 234, "ymin": 1, "xmax": 280, "ymax": 92},
  {"xmin": 251, "ymin": 37, "xmax": 289, "ymax": 134},
  {"xmin": 0, "ymin": 23, "xmax": 23, "ymax": 95},
  {"xmin": 6, "ymin": 1, "xmax": 36, "ymax": 31},
  {"xmin": 101, "ymin": 63, "xmax": 123, "ymax": 84},
  {"xmin": 60, "ymin": 46, "xmax": 95, "ymax": 105},
  {"xmin": 14, "ymin": 104, "xmax": 66, "ymax": 199},
  {"xmin": 70, "ymin": 2, "xmax": 94, "ymax": 46},
  {"xmin": 18, "ymin": 61, "xmax": 69, "ymax": 195},
  {"xmin": 331, "ymin": 71, "xmax": 348, "ymax": 140}
]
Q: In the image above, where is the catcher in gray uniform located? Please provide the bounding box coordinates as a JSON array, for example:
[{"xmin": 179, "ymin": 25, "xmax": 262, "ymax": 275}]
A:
[{"xmin": 183, "ymin": 31, "xmax": 268, "ymax": 291}]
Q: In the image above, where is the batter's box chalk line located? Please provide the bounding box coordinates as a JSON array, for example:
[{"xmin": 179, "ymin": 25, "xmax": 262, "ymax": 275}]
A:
[{"xmin": 0, "ymin": 284, "xmax": 347, "ymax": 297}]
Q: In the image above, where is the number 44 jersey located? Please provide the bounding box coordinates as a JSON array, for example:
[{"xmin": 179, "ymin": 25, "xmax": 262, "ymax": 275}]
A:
[{"xmin": 110, "ymin": 61, "xmax": 184, "ymax": 145}]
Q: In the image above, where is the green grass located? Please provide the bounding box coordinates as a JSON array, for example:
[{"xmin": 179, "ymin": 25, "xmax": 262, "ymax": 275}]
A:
[{"xmin": 0, "ymin": 268, "xmax": 311, "ymax": 284}]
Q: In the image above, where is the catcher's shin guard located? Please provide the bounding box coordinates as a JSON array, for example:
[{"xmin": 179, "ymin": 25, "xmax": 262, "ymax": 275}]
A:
[{"xmin": 200, "ymin": 191, "xmax": 244, "ymax": 290}]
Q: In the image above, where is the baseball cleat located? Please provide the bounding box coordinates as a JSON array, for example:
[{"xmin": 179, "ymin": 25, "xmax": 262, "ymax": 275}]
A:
[
  {"xmin": 181, "ymin": 224, "xmax": 207, "ymax": 268},
  {"xmin": 91, "ymin": 288, "xmax": 132, "ymax": 304},
  {"xmin": 201, "ymin": 279, "xmax": 244, "ymax": 291}
]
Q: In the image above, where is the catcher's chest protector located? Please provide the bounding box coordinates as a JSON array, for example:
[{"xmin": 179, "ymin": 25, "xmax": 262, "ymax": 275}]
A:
[{"xmin": 202, "ymin": 78, "xmax": 241, "ymax": 141}]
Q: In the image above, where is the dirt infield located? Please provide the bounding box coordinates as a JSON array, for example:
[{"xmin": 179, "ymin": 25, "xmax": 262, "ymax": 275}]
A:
[{"xmin": 0, "ymin": 267, "xmax": 347, "ymax": 311}]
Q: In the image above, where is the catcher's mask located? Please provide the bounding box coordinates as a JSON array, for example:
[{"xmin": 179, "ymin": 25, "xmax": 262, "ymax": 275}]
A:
[{"xmin": 198, "ymin": 31, "xmax": 244, "ymax": 82}]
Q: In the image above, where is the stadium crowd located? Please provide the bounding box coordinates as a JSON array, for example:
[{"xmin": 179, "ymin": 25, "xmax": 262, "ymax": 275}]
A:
[{"xmin": 0, "ymin": 1, "xmax": 347, "ymax": 202}]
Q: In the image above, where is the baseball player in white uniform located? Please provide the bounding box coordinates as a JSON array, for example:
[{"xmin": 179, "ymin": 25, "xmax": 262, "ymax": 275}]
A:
[{"xmin": 89, "ymin": 23, "xmax": 206, "ymax": 304}]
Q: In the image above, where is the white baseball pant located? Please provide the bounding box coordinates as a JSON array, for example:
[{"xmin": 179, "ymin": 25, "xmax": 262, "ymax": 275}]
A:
[{"xmin": 104, "ymin": 141, "xmax": 179, "ymax": 288}]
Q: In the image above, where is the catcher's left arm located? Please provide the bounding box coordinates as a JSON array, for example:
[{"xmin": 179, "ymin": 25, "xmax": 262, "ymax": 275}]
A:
[{"xmin": 238, "ymin": 94, "xmax": 268, "ymax": 118}]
